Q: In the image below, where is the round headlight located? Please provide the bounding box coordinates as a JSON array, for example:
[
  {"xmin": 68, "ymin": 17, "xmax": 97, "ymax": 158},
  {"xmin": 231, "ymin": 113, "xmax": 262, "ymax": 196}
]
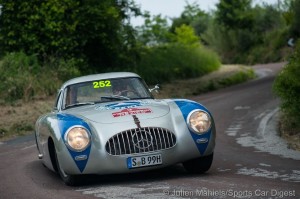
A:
[
  {"xmin": 187, "ymin": 110, "xmax": 211, "ymax": 134},
  {"xmin": 65, "ymin": 126, "xmax": 90, "ymax": 151}
]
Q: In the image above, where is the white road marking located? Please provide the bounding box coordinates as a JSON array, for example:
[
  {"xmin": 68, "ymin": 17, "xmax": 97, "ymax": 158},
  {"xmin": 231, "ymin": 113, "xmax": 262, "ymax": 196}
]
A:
[
  {"xmin": 259, "ymin": 163, "xmax": 271, "ymax": 167},
  {"xmin": 237, "ymin": 167, "xmax": 300, "ymax": 182},
  {"xmin": 225, "ymin": 122, "xmax": 244, "ymax": 137},
  {"xmin": 218, "ymin": 168, "xmax": 231, "ymax": 172},
  {"xmin": 228, "ymin": 126, "xmax": 242, "ymax": 130},
  {"xmin": 21, "ymin": 144, "xmax": 36, "ymax": 150},
  {"xmin": 0, "ymin": 142, "xmax": 4, "ymax": 145},
  {"xmin": 225, "ymin": 131, "xmax": 237, "ymax": 137},
  {"xmin": 257, "ymin": 108, "xmax": 278, "ymax": 138},
  {"xmin": 254, "ymin": 112, "xmax": 266, "ymax": 120},
  {"xmin": 240, "ymin": 133, "xmax": 250, "ymax": 137},
  {"xmin": 236, "ymin": 108, "xmax": 300, "ymax": 160},
  {"xmin": 77, "ymin": 184, "xmax": 174, "ymax": 199},
  {"xmin": 234, "ymin": 106, "xmax": 251, "ymax": 110}
]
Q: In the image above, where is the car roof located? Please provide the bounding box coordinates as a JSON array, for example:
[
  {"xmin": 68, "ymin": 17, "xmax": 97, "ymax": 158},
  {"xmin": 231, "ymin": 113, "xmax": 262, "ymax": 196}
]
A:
[{"xmin": 60, "ymin": 72, "xmax": 141, "ymax": 89}]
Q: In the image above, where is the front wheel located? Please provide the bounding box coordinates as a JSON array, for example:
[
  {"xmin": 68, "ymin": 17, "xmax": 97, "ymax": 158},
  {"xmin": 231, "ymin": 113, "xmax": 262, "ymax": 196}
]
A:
[
  {"xmin": 183, "ymin": 153, "xmax": 213, "ymax": 174},
  {"xmin": 54, "ymin": 149, "xmax": 80, "ymax": 186}
]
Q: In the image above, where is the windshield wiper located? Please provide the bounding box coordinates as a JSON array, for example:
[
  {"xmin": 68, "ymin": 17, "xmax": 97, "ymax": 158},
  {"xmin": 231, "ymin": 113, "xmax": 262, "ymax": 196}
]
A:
[
  {"xmin": 65, "ymin": 102, "xmax": 95, "ymax": 109},
  {"xmin": 101, "ymin": 95, "xmax": 130, "ymax": 101}
]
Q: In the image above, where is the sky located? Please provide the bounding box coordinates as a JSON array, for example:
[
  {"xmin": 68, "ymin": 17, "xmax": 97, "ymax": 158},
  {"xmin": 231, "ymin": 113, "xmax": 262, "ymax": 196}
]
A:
[{"xmin": 131, "ymin": 0, "xmax": 279, "ymax": 26}]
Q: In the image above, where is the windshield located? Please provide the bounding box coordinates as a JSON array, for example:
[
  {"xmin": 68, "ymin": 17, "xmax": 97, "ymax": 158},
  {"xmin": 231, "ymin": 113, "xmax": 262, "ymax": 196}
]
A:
[{"xmin": 63, "ymin": 77, "xmax": 153, "ymax": 109}]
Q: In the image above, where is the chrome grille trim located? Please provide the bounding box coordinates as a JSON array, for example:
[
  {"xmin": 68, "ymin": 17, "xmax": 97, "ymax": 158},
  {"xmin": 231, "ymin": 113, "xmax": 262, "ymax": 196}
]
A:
[{"xmin": 105, "ymin": 127, "xmax": 177, "ymax": 155}]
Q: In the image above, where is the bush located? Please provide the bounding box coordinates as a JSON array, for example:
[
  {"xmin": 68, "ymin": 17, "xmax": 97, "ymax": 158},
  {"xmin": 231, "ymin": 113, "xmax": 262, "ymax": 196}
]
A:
[
  {"xmin": 0, "ymin": 52, "xmax": 39, "ymax": 102},
  {"xmin": 135, "ymin": 44, "xmax": 221, "ymax": 84},
  {"xmin": 246, "ymin": 27, "xmax": 290, "ymax": 64},
  {"xmin": 218, "ymin": 69, "xmax": 255, "ymax": 86},
  {"xmin": 273, "ymin": 40, "xmax": 300, "ymax": 127},
  {"xmin": 0, "ymin": 52, "xmax": 81, "ymax": 102}
]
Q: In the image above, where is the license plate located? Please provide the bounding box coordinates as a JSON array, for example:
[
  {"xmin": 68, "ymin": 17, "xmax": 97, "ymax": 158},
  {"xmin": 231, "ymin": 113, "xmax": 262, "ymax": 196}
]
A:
[{"xmin": 127, "ymin": 154, "xmax": 162, "ymax": 169}]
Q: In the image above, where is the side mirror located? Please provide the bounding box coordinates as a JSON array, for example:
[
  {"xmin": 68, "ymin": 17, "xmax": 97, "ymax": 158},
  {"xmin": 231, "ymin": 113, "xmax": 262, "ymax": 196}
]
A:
[{"xmin": 149, "ymin": 84, "xmax": 160, "ymax": 93}]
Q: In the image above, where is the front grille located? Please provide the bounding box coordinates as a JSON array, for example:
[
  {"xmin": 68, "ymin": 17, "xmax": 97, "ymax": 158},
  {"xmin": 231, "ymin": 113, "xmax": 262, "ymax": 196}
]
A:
[{"xmin": 105, "ymin": 127, "xmax": 176, "ymax": 155}]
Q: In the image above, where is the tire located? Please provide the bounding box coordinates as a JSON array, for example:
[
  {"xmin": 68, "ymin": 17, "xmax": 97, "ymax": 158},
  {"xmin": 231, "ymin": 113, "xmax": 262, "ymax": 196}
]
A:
[
  {"xmin": 54, "ymin": 149, "xmax": 80, "ymax": 186},
  {"xmin": 183, "ymin": 153, "xmax": 214, "ymax": 174}
]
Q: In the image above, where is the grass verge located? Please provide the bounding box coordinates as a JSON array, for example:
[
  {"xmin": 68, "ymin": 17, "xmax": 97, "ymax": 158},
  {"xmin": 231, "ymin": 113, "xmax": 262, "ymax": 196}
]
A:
[
  {"xmin": 152, "ymin": 64, "xmax": 255, "ymax": 99},
  {"xmin": 0, "ymin": 98, "xmax": 54, "ymax": 141}
]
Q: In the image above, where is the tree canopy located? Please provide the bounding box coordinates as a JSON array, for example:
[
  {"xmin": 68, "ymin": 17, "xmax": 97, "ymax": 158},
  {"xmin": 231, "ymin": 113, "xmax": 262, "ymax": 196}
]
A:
[
  {"xmin": 215, "ymin": 0, "xmax": 254, "ymax": 30},
  {"xmin": 0, "ymin": 0, "xmax": 141, "ymax": 70}
]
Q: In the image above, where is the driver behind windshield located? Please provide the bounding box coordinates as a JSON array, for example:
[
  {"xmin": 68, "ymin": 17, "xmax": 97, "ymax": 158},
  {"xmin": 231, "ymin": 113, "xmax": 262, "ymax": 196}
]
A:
[
  {"xmin": 112, "ymin": 80, "xmax": 139, "ymax": 98},
  {"xmin": 112, "ymin": 82, "xmax": 126, "ymax": 96}
]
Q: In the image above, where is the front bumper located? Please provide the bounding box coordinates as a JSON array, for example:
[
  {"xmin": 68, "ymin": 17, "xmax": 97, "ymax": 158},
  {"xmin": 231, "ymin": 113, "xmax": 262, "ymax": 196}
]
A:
[{"xmin": 58, "ymin": 124, "xmax": 215, "ymax": 175}]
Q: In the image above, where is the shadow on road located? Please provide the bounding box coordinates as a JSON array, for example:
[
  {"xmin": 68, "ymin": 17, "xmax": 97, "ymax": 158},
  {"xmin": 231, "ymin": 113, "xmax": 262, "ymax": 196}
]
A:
[{"xmin": 26, "ymin": 160, "xmax": 213, "ymax": 188}]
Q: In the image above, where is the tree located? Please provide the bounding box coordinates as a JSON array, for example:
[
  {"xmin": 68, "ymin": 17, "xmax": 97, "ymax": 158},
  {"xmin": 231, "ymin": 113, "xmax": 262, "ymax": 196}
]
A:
[
  {"xmin": 0, "ymin": 0, "xmax": 141, "ymax": 70},
  {"xmin": 170, "ymin": 2, "xmax": 211, "ymax": 37},
  {"xmin": 135, "ymin": 12, "xmax": 171, "ymax": 46},
  {"xmin": 215, "ymin": 0, "xmax": 254, "ymax": 30},
  {"xmin": 171, "ymin": 24, "xmax": 200, "ymax": 47},
  {"xmin": 253, "ymin": 4, "xmax": 285, "ymax": 33},
  {"xmin": 289, "ymin": 0, "xmax": 300, "ymax": 38},
  {"xmin": 75, "ymin": 0, "xmax": 141, "ymax": 69},
  {"xmin": 0, "ymin": 0, "xmax": 80, "ymax": 57}
]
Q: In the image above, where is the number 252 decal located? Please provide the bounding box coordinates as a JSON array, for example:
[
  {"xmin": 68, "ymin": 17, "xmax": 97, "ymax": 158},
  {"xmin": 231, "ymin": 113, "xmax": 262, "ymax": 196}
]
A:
[{"xmin": 93, "ymin": 80, "xmax": 111, "ymax": 88}]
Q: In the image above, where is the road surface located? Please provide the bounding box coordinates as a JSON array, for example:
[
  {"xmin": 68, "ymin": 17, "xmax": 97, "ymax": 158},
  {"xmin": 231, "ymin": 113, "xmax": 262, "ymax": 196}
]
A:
[{"xmin": 0, "ymin": 62, "xmax": 299, "ymax": 199}]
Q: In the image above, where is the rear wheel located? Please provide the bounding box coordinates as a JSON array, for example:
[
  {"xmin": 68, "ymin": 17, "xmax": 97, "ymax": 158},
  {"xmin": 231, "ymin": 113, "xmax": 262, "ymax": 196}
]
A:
[
  {"xmin": 54, "ymin": 149, "xmax": 80, "ymax": 186},
  {"xmin": 183, "ymin": 153, "xmax": 213, "ymax": 174}
]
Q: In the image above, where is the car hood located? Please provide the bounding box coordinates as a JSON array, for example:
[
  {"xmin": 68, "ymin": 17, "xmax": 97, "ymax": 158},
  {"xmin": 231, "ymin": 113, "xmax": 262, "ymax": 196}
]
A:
[{"xmin": 66, "ymin": 100, "xmax": 170, "ymax": 124}]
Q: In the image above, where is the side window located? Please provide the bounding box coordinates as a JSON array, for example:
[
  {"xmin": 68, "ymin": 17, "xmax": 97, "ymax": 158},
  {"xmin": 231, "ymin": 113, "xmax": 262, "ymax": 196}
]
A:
[{"xmin": 54, "ymin": 91, "xmax": 62, "ymax": 111}]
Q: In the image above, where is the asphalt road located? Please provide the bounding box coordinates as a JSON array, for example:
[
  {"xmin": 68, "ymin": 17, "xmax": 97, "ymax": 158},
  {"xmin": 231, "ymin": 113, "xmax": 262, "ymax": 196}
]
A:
[{"xmin": 1, "ymin": 62, "xmax": 299, "ymax": 199}]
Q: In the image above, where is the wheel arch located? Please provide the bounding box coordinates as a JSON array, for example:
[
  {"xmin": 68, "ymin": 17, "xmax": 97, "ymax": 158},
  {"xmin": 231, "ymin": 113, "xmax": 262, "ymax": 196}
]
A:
[{"xmin": 48, "ymin": 137, "xmax": 59, "ymax": 172}]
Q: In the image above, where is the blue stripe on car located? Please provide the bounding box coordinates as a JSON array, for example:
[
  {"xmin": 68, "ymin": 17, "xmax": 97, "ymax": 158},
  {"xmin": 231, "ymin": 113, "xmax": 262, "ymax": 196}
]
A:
[
  {"xmin": 173, "ymin": 99, "xmax": 211, "ymax": 155},
  {"xmin": 57, "ymin": 114, "xmax": 91, "ymax": 173}
]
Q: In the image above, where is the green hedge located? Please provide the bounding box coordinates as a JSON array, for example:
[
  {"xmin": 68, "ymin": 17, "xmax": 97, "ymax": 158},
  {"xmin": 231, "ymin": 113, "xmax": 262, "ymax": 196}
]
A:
[
  {"xmin": 273, "ymin": 40, "xmax": 300, "ymax": 128},
  {"xmin": 135, "ymin": 44, "xmax": 221, "ymax": 84}
]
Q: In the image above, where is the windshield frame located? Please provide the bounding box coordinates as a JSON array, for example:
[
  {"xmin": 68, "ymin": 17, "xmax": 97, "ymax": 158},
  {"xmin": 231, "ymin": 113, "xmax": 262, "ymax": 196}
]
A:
[{"xmin": 61, "ymin": 77, "xmax": 154, "ymax": 110}]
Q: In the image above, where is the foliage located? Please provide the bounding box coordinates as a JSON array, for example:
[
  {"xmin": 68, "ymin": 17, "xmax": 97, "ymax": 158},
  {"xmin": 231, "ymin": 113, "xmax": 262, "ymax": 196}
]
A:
[
  {"xmin": 134, "ymin": 20, "xmax": 220, "ymax": 84},
  {"xmin": 253, "ymin": 4, "xmax": 285, "ymax": 33},
  {"xmin": 202, "ymin": 23, "xmax": 255, "ymax": 63},
  {"xmin": 170, "ymin": 24, "xmax": 201, "ymax": 47},
  {"xmin": 196, "ymin": 67, "xmax": 255, "ymax": 94},
  {"xmin": 133, "ymin": 10, "xmax": 221, "ymax": 85},
  {"xmin": 135, "ymin": 13, "xmax": 171, "ymax": 46},
  {"xmin": 170, "ymin": 2, "xmax": 211, "ymax": 37},
  {"xmin": 0, "ymin": 0, "xmax": 297, "ymax": 104},
  {"xmin": 136, "ymin": 44, "xmax": 220, "ymax": 85},
  {"xmin": 246, "ymin": 27, "xmax": 290, "ymax": 64},
  {"xmin": 201, "ymin": 0, "xmax": 291, "ymax": 64},
  {"xmin": 218, "ymin": 69, "xmax": 255, "ymax": 86},
  {"xmin": 0, "ymin": 52, "xmax": 40, "ymax": 102},
  {"xmin": 0, "ymin": 0, "xmax": 140, "ymax": 70},
  {"xmin": 288, "ymin": 0, "xmax": 300, "ymax": 38},
  {"xmin": 273, "ymin": 40, "xmax": 300, "ymax": 126},
  {"xmin": 0, "ymin": 52, "xmax": 80, "ymax": 102},
  {"xmin": 215, "ymin": 0, "xmax": 254, "ymax": 30},
  {"xmin": 152, "ymin": 65, "xmax": 255, "ymax": 99}
]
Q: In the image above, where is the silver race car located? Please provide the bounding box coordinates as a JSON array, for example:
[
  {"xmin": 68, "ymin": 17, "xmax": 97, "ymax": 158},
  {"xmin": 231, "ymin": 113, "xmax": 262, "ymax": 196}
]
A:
[{"xmin": 35, "ymin": 72, "xmax": 216, "ymax": 185}]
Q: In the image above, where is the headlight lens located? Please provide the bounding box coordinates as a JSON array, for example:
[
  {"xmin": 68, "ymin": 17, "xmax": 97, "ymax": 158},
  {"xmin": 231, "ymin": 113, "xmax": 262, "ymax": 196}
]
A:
[
  {"xmin": 188, "ymin": 110, "xmax": 211, "ymax": 134},
  {"xmin": 65, "ymin": 126, "xmax": 90, "ymax": 151}
]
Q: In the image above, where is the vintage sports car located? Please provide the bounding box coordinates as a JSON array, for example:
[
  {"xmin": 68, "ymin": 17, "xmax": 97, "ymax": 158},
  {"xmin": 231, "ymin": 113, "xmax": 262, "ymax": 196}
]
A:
[{"xmin": 35, "ymin": 72, "xmax": 216, "ymax": 185}]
